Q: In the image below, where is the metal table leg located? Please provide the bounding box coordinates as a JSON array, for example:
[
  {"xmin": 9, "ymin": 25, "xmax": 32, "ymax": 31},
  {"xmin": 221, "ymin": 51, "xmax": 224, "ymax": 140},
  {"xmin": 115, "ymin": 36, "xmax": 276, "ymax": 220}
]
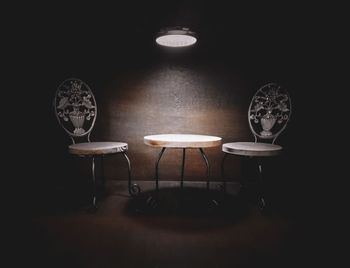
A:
[
  {"xmin": 199, "ymin": 148, "xmax": 219, "ymax": 208},
  {"xmin": 155, "ymin": 147, "xmax": 166, "ymax": 192},
  {"xmin": 199, "ymin": 148, "xmax": 210, "ymax": 189},
  {"xmin": 145, "ymin": 147, "xmax": 166, "ymax": 208},
  {"xmin": 180, "ymin": 148, "xmax": 186, "ymax": 189}
]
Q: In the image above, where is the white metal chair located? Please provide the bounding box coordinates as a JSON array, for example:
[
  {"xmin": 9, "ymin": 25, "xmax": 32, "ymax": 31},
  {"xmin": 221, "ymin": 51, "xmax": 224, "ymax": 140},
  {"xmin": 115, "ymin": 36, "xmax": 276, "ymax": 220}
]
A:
[
  {"xmin": 221, "ymin": 82, "xmax": 292, "ymax": 209},
  {"xmin": 54, "ymin": 78, "xmax": 140, "ymax": 210}
]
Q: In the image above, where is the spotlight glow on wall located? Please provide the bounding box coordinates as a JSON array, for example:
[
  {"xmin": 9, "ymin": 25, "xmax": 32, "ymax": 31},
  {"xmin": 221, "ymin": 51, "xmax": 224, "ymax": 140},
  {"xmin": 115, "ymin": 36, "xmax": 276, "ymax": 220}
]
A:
[{"xmin": 156, "ymin": 27, "xmax": 197, "ymax": 47}]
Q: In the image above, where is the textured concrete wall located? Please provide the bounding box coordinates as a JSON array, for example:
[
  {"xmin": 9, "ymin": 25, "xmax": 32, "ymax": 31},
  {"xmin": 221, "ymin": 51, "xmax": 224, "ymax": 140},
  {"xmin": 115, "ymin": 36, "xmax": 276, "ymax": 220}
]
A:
[{"xmin": 91, "ymin": 63, "xmax": 252, "ymax": 181}]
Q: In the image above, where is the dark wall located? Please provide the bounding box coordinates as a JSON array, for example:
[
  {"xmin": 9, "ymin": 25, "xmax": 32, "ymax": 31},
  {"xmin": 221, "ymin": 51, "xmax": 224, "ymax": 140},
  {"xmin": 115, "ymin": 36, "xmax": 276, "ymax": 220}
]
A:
[
  {"xmin": 17, "ymin": 2, "xmax": 317, "ymax": 212},
  {"xmin": 31, "ymin": 51, "xmax": 301, "ymax": 211},
  {"xmin": 47, "ymin": 53, "xmax": 295, "ymax": 176},
  {"xmin": 80, "ymin": 62, "xmax": 253, "ymax": 181}
]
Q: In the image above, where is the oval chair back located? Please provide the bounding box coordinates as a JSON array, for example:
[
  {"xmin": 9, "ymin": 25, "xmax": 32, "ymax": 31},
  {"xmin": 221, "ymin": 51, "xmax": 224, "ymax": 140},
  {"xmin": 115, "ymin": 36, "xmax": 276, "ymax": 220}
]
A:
[
  {"xmin": 54, "ymin": 78, "xmax": 97, "ymax": 144},
  {"xmin": 248, "ymin": 82, "xmax": 292, "ymax": 144}
]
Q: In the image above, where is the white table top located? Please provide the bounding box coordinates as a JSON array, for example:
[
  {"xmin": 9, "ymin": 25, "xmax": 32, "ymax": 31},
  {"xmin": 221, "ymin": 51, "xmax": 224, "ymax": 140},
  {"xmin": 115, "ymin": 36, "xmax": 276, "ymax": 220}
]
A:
[{"xmin": 144, "ymin": 134, "xmax": 222, "ymax": 148}]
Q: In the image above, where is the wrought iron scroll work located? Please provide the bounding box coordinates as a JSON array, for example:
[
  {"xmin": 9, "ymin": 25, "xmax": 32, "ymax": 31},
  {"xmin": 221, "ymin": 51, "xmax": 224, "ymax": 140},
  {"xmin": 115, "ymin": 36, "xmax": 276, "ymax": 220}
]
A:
[
  {"xmin": 55, "ymin": 78, "xmax": 97, "ymax": 140},
  {"xmin": 248, "ymin": 82, "xmax": 291, "ymax": 143}
]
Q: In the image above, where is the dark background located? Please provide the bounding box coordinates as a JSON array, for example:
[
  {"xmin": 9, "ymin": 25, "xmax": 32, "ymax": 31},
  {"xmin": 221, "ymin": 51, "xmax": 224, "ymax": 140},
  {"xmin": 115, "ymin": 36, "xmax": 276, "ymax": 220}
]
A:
[
  {"xmin": 8, "ymin": 1, "xmax": 331, "ymax": 218},
  {"xmin": 4, "ymin": 2, "xmax": 344, "ymax": 267}
]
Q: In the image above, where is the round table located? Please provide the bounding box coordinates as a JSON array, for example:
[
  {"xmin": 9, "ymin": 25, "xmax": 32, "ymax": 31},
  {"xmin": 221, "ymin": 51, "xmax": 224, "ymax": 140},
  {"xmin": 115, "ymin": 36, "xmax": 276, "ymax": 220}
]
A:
[{"xmin": 144, "ymin": 134, "xmax": 222, "ymax": 191}]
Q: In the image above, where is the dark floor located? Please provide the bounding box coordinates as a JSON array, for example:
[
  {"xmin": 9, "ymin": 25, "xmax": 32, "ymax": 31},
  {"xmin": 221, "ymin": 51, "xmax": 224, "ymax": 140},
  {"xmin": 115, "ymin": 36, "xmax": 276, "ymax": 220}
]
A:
[{"xmin": 8, "ymin": 181, "xmax": 334, "ymax": 268}]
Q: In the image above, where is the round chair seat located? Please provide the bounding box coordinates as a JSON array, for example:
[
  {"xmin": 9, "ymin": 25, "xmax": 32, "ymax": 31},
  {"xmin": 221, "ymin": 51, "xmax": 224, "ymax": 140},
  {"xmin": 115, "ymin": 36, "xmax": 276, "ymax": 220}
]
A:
[
  {"xmin": 69, "ymin": 142, "xmax": 128, "ymax": 156},
  {"xmin": 222, "ymin": 142, "xmax": 282, "ymax": 157}
]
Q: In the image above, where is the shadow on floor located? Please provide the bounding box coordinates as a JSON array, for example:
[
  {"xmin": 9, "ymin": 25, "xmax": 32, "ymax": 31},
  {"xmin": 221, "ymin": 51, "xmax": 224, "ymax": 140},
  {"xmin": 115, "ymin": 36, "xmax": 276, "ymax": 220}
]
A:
[
  {"xmin": 123, "ymin": 187, "xmax": 258, "ymax": 232},
  {"xmin": 8, "ymin": 181, "xmax": 334, "ymax": 268}
]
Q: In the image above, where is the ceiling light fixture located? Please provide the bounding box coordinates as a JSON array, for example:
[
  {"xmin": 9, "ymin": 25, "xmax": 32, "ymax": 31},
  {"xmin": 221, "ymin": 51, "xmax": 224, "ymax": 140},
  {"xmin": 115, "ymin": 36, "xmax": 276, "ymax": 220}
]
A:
[{"xmin": 155, "ymin": 27, "xmax": 197, "ymax": 47}]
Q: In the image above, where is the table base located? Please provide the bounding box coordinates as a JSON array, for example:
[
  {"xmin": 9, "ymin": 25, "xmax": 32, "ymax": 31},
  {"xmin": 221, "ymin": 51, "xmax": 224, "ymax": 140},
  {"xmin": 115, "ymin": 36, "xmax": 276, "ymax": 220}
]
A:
[{"xmin": 155, "ymin": 147, "xmax": 210, "ymax": 193}]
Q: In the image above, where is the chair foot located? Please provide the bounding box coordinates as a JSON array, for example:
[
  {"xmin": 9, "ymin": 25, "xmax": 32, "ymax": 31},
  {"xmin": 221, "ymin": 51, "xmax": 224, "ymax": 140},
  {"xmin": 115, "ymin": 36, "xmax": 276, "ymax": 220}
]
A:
[
  {"xmin": 259, "ymin": 197, "xmax": 266, "ymax": 210},
  {"xmin": 207, "ymin": 199, "xmax": 219, "ymax": 212},
  {"xmin": 86, "ymin": 196, "xmax": 98, "ymax": 213},
  {"xmin": 146, "ymin": 195, "xmax": 158, "ymax": 209}
]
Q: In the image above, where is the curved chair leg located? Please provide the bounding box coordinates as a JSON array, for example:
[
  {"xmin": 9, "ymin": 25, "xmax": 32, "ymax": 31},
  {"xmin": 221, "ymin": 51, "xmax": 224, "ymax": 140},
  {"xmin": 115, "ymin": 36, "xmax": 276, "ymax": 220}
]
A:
[
  {"xmin": 257, "ymin": 160, "xmax": 266, "ymax": 210},
  {"xmin": 90, "ymin": 156, "xmax": 98, "ymax": 210},
  {"xmin": 122, "ymin": 152, "xmax": 140, "ymax": 197},
  {"xmin": 221, "ymin": 153, "xmax": 228, "ymax": 192},
  {"xmin": 146, "ymin": 147, "xmax": 166, "ymax": 208}
]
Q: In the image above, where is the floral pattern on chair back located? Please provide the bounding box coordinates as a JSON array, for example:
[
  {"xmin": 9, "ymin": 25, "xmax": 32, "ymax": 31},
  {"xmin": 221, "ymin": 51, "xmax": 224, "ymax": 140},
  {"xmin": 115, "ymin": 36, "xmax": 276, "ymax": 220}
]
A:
[
  {"xmin": 248, "ymin": 82, "xmax": 291, "ymax": 143},
  {"xmin": 54, "ymin": 78, "xmax": 97, "ymax": 139}
]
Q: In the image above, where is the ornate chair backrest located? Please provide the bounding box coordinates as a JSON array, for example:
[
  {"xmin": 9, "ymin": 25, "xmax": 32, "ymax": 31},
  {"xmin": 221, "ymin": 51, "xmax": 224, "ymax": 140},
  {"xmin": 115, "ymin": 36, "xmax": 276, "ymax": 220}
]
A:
[
  {"xmin": 54, "ymin": 78, "xmax": 97, "ymax": 144},
  {"xmin": 248, "ymin": 82, "xmax": 292, "ymax": 144}
]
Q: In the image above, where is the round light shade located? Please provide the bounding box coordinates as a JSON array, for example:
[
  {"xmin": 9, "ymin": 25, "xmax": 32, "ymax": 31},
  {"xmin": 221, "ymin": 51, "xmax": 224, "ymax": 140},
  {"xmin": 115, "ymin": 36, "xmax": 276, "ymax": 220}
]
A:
[{"xmin": 156, "ymin": 27, "xmax": 197, "ymax": 47}]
